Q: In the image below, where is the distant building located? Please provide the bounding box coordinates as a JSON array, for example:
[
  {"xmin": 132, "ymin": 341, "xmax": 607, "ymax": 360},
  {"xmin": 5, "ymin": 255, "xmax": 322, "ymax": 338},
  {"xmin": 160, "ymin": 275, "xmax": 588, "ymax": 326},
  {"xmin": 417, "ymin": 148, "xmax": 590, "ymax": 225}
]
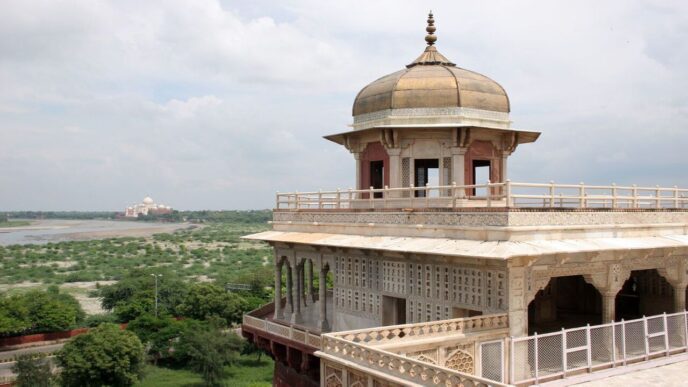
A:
[{"xmin": 124, "ymin": 196, "xmax": 172, "ymax": 218}]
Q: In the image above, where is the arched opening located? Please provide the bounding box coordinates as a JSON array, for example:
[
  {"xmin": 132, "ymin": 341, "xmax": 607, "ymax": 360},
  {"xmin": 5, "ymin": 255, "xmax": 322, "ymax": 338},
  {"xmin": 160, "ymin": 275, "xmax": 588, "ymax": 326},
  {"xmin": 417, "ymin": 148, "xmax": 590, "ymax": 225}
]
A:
[
  {"xmin": 616, "ymin": 269, "xmax": 674, "ymax": 321},
  {"xmin": 528, "ymin": 275, "xmax": 602, "ymax": 334}
]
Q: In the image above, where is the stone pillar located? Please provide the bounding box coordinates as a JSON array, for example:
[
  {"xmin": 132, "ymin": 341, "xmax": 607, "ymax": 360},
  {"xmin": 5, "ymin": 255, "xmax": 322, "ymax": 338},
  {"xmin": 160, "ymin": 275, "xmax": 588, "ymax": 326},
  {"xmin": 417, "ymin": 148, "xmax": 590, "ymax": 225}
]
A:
[
  {"xmin": 508, "ymin": 266, "xmax": 528, "ymax": 337},
  {"xmin": 308, "ymin": 260, "xmax": 316, "ymax": 303},
  {"xmin": 318, "ymin": 266, "xmax": 330, "ymax": 332},
  {"xmin": 387, "ymin": 147, "xmax": 402, "ymax": 189},
  {"xmin": 291, "ymin": 263, "xmax": 303, "ymax": 324},
  {"xmin": 450, "ymin": 147, "xmax": 467, "ymax": 195},
  {"xmin": 601, "ymin": 292, "xmax": 617, "ymax": 323},
  {"xmin": 274, "ymin": 261, "xmax": 284, "ymax": 320},
  {"xmin": 674, "ymin": 286, "xmax": 686, "ymax": 313},
  {"xmin": 286, "ymin": 265, "xmax": 293, "ymax": 314},
  {"xmin": 300, "ymin": 263, "xmax": 307, "ymax": 308},
  {"xmin": 353, "ymin": 152, "xmax": 362, "ymax": 191}
]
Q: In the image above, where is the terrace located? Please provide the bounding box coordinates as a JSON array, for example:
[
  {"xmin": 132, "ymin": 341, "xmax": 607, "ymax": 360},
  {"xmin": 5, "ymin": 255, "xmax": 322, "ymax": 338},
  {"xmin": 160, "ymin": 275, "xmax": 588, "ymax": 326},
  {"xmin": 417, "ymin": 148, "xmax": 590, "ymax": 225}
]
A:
[{"xmin": 276, "ymin": 181, "xmax": 688, "ymax": 211}]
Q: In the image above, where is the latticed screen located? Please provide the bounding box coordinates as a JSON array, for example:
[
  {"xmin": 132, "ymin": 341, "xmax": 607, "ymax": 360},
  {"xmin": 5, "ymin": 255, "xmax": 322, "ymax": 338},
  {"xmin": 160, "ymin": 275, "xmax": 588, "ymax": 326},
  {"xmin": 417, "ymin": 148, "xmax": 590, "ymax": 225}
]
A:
[
  {"xmin": 401, "ymin": 157, "xmax": 410, "ymax": 197},
  {"xmin": 443, "ymin": 157, "xmax": 452, "ymax": 195}
]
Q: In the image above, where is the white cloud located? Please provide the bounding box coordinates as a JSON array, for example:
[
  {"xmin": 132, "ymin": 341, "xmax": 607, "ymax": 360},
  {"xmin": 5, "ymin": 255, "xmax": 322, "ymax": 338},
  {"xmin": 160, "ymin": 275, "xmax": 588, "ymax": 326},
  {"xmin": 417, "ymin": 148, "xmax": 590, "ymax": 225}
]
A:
[{"xmin": 0, "ymin": 0, "xmax": 687, "ymax": 210}]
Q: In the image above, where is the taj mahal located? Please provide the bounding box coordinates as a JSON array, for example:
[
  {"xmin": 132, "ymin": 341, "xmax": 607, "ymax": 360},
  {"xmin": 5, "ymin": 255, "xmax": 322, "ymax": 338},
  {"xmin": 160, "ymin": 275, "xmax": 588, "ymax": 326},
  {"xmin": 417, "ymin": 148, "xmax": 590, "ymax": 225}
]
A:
[{"xmin": 241, "ymin": 13, "xmax": 688, "ymax": 387}]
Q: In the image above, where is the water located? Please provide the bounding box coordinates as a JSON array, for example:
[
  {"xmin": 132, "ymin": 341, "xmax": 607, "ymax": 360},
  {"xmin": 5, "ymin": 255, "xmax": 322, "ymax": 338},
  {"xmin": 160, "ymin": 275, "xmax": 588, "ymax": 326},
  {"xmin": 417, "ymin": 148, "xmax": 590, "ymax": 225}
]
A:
[{"xmin": 0, "ymin": 219, "xmax": 189, "ymax": 246}]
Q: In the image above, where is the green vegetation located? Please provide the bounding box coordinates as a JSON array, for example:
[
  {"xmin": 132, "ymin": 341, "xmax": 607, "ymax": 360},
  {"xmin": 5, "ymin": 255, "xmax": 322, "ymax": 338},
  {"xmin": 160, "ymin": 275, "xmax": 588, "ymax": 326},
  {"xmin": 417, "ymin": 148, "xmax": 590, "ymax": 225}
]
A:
[
  {"xmin": 135, "ymin": 354, "xmax": 273, "ymax": 387},
  {"xmin": 57, "ymin": 323, "xmax": 146, "ymax": 386},
  {"xmin": 12, "ymin": 354, "xmax": 54, "ymax": 387},
  {"xmin": 0, "ymin": 218, "xmax": 272, "ymax": 288},
  {"xmin": 0, "ymin": 287, "xmax": 85, "ymax": 335}
]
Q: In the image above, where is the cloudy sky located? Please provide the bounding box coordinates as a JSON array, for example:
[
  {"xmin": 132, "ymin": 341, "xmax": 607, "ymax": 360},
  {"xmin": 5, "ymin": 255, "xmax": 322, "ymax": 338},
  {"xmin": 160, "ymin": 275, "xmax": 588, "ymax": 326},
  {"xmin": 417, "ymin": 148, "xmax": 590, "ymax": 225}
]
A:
[{"xmin": 1, "ymin": 0, "xmax": 687, "ymax": 211}]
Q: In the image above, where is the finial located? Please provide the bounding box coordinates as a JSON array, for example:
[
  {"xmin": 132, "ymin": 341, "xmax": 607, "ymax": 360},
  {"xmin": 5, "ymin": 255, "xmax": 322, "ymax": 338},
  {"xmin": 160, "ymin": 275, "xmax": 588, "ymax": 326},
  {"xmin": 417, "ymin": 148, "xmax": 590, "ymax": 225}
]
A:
[{"xmin": 425, "ymin": 11, "xmax": 437, "ymax": 46}]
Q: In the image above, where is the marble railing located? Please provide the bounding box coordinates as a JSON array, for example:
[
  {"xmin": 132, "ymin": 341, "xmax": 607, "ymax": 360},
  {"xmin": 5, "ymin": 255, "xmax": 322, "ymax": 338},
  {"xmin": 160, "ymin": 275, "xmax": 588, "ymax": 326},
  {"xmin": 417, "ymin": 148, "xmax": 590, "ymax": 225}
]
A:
[
  {"xmin": 276, "ymin": 181, "xmax": 688, "ymax": 210},
  {"xmin": 320, "ymin": 334, "xmax": 509, "ymax": 387},
  {"xmin": 329, "ymin": 313, "xmax": 508, "ymax": 345},
  {"xmin": 243, "ymin": 315, "xmax": 321, "ymax": 349}
]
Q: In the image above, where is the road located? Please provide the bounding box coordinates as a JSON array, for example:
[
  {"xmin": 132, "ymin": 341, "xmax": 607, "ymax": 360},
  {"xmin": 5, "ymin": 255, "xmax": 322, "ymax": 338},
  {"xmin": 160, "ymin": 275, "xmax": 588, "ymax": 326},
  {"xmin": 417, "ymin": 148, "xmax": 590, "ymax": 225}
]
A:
[{"xmin": 0, "ymin": 343, "xmax": 63, "ymax": 378}]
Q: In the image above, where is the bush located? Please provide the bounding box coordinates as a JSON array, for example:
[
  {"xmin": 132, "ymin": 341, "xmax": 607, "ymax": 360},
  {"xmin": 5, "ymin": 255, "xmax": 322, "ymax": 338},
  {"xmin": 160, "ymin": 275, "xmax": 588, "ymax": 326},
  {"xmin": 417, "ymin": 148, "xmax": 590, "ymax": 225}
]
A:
[
  {"xmin": 176, "ymin": 283, "xmax": 249, "ymax": 326},
  {"xmin": 12, "ymin": 354, "xmax": 53, "ymax": 387},
  {"xmin": 57, "ymin": 323, "xmax": 145, "ymax": 387},
  {"xmin": 0, "ymin": 289, "xmax": 84, "ymax": 335},
  {"xmin": 174, "ymin": 320, "xmax": 243, "ymax": 386}
]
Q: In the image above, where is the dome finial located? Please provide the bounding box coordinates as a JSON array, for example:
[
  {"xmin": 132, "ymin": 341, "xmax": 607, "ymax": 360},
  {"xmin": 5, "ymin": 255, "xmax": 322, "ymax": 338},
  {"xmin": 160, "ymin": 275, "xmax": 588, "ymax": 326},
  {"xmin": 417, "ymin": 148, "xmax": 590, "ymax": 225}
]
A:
[{"xmin": 425, "ymin": 11, "xmax": 437, "ymax": 46}]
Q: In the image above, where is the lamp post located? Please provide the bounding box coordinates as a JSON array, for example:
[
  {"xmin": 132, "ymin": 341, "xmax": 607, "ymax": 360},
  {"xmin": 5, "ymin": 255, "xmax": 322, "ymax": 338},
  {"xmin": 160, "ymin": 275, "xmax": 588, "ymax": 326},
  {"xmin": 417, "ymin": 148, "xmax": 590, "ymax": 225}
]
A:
[{"xmin": 151, "ymin": 274, "xmax": 162, "ymax": 317}]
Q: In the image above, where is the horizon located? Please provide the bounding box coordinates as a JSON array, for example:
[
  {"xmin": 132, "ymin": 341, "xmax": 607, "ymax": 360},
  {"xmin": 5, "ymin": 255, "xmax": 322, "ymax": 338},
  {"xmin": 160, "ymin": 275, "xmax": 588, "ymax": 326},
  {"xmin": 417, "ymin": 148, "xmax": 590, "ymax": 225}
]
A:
[{"xmin": 2, "ymin": 0, "xmax": 687, "ymax": 211}]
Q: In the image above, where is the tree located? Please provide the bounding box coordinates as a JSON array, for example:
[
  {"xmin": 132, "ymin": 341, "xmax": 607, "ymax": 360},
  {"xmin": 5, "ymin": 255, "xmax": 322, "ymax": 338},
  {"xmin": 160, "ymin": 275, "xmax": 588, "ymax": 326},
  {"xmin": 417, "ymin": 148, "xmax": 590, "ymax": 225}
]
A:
[
  {"xmin": 176, "ymin": 283, "xmax": 249, "ymax": 326},
  {"xmin": 57, "ymin": 323, "xmax": 145, "ymax": 387},
  {"xmin": 174, "ymin": 320, "xmax": 243, "ymax": 386},
  {"xmin": 12, "ymin": 354, "xmax": 52, "ymax": 387},
  {"xmin": 99, "ymin": 269, "xmax": 188, "ymax": 322},
  {"xmin": 0, "ymin": 289, "xmax": 84, "ymax": 335},
  {"xmin": 0, "ymin": 295, "xmax": 31, "ymax": 335}
]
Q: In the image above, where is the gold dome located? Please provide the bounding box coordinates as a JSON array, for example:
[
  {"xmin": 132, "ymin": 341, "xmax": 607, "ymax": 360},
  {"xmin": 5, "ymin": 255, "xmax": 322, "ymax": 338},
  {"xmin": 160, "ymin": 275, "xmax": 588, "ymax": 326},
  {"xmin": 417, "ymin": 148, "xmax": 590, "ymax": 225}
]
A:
[{"xmin": 352, "ymin": 13, "xmax": 510, "ymax": 117}]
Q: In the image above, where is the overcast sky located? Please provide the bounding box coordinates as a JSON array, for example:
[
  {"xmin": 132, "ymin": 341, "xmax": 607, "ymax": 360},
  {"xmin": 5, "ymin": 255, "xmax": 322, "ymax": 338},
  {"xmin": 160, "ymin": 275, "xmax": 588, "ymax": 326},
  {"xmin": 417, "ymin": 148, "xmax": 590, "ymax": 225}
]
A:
[{"xmin": 1, "ymin": 0, "xmax": 687, "ymax": 211}]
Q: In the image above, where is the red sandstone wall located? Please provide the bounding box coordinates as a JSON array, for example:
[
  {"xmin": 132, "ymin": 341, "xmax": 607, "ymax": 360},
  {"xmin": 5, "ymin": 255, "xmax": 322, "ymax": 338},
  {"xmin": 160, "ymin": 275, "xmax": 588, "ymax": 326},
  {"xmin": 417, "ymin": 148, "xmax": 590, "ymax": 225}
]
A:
[
  {"xmin": 0, "ymin": 324, "xmax": 128, "ymax": 348},
  {"xmin": 359, "ymin": 141, "xmax": 389, "ymax": 193}
]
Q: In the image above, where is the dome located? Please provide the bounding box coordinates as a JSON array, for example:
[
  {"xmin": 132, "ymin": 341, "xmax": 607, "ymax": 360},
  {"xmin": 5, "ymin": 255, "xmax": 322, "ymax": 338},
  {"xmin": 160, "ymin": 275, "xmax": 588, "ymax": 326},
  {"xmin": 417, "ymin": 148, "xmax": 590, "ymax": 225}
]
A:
[
  {"xmin": 352, "ymin": 13, "xmax": 509, "ymax": 118},
  {"xmin": 143, "ymin": 196, "xmax": 154, "ymax": 205}
]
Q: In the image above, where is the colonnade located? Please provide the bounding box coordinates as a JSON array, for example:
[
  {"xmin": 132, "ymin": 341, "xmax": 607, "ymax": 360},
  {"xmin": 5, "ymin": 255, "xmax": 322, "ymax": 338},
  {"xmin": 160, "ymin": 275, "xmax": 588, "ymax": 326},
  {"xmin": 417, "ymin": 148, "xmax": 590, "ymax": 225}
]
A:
[{"xmin": 273, "ymin": 255, "xmax": 330, "ymax": 332}]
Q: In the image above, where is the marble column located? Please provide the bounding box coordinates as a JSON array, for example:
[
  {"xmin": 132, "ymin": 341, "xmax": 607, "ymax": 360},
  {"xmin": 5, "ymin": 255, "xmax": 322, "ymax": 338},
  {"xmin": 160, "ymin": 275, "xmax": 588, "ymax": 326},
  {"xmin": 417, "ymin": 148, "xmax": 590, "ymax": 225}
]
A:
[
  {"xmin": 286, "ymin": 265, "xmax": 293, "ymax": 314},
  {"xmin": 318, "ymin": 267, "xmax": 330, "ymax": 332},
  {"xmin": 291, "ymin": 263, "xmax": 303, "ymax": 324},
  {"xmin": 601, "ymin": 292, "xmax": 617, "ymax": 323},
  {"xmin": 308, "ymin": 260, "xmax": 316, "ymax": 303},
  {"xmin": 672, "ymin": 283, "xmax": 687, "ymax": 313},
  {"xmin": 274, "ymin": 261, "xmax": 284, "ymax": 320},
  {"xmin": 450, "ymin": 147, "xmax": 467, "ymax": 197}
]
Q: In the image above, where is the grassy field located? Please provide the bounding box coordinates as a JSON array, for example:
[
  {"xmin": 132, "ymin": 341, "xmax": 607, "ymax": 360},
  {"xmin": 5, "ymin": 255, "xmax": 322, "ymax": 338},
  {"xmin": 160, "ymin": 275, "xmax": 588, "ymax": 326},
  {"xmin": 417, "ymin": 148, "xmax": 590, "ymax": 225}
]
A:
[{"xmin": 135, "ymin": 354, "xmax": 273, "ymax": 387}]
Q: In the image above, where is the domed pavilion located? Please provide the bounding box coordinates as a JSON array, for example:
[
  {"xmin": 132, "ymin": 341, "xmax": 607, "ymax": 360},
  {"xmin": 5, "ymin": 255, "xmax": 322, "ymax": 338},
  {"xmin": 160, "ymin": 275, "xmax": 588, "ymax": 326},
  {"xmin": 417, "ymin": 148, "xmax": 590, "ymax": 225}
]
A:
[{"xmin": 325, "ymin": 12, "xmax": 539, "ymax": 194}]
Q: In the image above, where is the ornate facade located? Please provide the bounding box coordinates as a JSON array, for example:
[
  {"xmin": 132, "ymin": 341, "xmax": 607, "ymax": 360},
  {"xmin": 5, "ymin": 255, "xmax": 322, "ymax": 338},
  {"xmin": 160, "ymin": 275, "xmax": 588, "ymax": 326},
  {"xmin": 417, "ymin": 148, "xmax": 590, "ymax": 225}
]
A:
[{"xmin": 241, "ymin": 12, "xmax": 688, "ymax": 386}]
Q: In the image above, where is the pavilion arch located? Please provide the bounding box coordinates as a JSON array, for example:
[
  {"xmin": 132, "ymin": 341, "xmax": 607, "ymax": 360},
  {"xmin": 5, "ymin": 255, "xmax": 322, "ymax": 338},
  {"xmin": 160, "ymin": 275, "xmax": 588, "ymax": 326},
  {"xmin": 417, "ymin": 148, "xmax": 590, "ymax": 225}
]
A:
[
  {"xmin": 615, "ymin": 269, "xmax": 675, "ymax": 321},
  {"xmin": 528, "ymin": 275, "xmax": 602, "ymax": 334}
]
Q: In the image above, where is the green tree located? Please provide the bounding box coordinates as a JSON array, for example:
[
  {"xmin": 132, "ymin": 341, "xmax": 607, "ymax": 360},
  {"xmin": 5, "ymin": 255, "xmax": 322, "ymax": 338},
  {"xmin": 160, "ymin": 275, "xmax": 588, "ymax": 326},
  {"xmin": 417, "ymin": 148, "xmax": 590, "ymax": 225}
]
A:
[
  {"xmin": 12, "ymin": 354, "xmax": 53, "ymax": 387},
  {"xmin": 57, "ymin": 323, "xmax": 145, "ymax": 387},
  {"xmin": 175, "ymin": 320, "xmax": 243, "ymax": 386},
  {"xmin": 176, "ymin": 283, "xmax": 249, "ymax": 326},
  {"xmin": 0, "ymin": 295, "xmax": 31, "ymax": 335},
  {"xmin": 24, "ymin": 290, "xmax": 85, "ymax": 332},
  {"xmin": 99, "ymin": 269, "xmax": 188, "ymax": 322}
]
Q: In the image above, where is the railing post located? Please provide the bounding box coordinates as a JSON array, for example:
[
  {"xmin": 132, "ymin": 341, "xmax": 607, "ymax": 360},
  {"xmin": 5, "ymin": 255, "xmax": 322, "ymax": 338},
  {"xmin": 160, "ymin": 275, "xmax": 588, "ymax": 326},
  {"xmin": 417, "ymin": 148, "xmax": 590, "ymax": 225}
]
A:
[
  {"xmin": 369, "ymin": 186, "xmax": 374, "ymax": 209},
  {"xmin": 674, "ymin": 186, "xmax": 679, "ymax": 208},
  {"xmin": 579, "ymin": 182, "xmax": 586, "ymax": 208},
  {"xmin": 586, "ymin": 324, "xmax": 592, "ymax": 372},
  {"xmin": 295, "ymin": 191, "xmax": 300, "ymax": 209},
  {"xmin": 621, "ymin": 318, "xmax": 627, "ymax": 366},
  {"xmin": 643, "ymin": 315, "xmax": 649, "ymax": 360},
  {"xmin": 534, "ymin": 332, "xmax": 539, "ymax": 385},
  {"xmin": 663, "ymin": 312, "xmax": 670, "ymax": 356},
  {"xmin": 509, "ymin": 336, "xmax": 515, "ymax": 385},
  {"xmin": 347, "ymin": 188, "xmax": 353, "ymax": 208},
  {"xmin": 656, "ymin": 185, "xmax": 661, "ymax": 209},
  {"xmin": 383, "ymin": 185, "xmax": 388, "ymax": 208},
  {"xmin": 409, "ymin": 184, "xmax": 415, "ymax": 206},
  {"xmin": 276, "ymin": 191, "xmax": 280, "ymax": 209},
  {"xmin": 611, "ymin": 321, "xmax": 617, "ymax": 366},
  {"xmin": 451, "ymin": 182, "xmax": 457, "ymax": 208},
  {"xmin": 505, "ymin": 179, "xmax": 512, "ymax": 207},
  {"xmin": 549, "ymin": 181, "xmax": 555, "ymax": 208},
  {"xmin": 425, "ymin": 183, "xmax": 430, "ymax": 207},
  {"xmin": 336, "ymin": 188, "xmax": 341, "ymax": 209},
  {"xmin": 632, "ymin": 184, "xmax": 638, "ymax": 208},
  {"xmin": 486, "ymin": 180, "xmax": 492, "ymax": 207},
  {"xmin": 318, "ymin": 189, "xmax": 323, "ymax": 209},
  {"xmin": 561, "ymin": 327, "xmax": 567, "ymax": 377},
  {"xmin": 611, "ymin": 183, "xmax": 617, "ymax": 208}
]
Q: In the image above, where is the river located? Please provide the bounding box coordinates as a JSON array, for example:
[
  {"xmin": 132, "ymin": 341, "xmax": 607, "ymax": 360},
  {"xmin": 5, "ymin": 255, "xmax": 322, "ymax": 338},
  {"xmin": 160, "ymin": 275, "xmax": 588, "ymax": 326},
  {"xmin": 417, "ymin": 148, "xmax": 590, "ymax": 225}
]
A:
[{"xmin": 0, "ymin": 219, "xmax": 193, "ymax": 246}]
